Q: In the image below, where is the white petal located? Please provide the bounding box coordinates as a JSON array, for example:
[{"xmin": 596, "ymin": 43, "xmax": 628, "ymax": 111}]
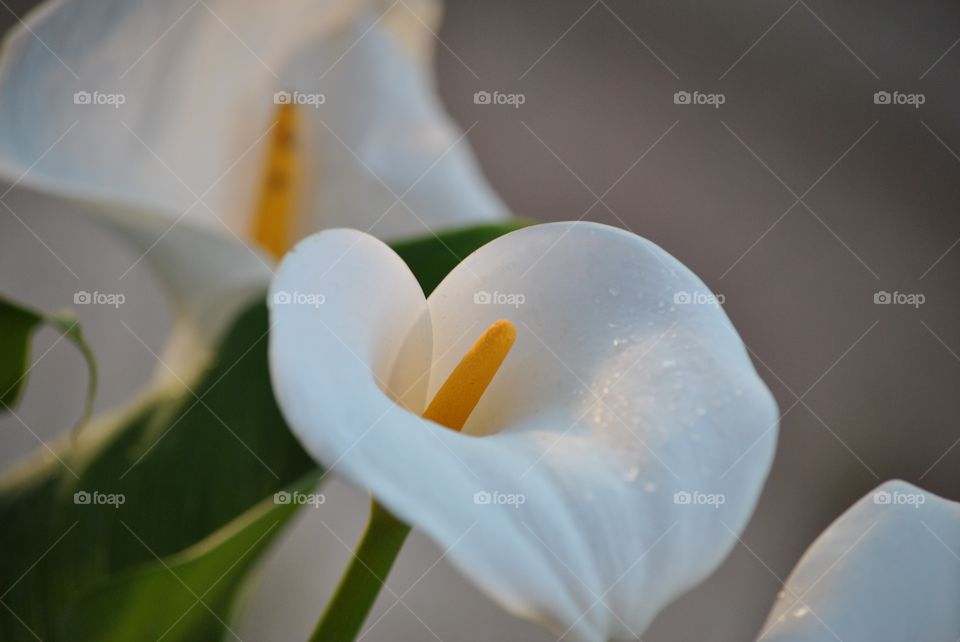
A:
[
  {"xmin": 0, "ymin": 0, "xmax": 506, "ymax": 363},
  {"xmin": 760, "ymin": 480, "xmax": 960, "ymax": 642},
  {"xmin": 289, "ymin": 18, "xmax": 510, "ymax": 241},
  {"xmin": 270, "ymin": 222, "xmax": 777, "ymax": 640}
]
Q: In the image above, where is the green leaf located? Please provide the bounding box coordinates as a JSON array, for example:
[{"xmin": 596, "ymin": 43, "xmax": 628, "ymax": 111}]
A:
[
  {"xmin": 0, "ymin": 302, "xmax": 316, "ymax": 642},
  {"xmin": 391, "ymin": 220, "xmax": 533, "ymax": 296},
  {"xmin": 0, "ymin": 296, "xmax": 97, "ymax": 428},
  {"xmin": 0, "ymin": 221, "xmax": 529, "ymax": 642},
  {"xmin": 64, "ymin": 473, "xmax": 320, "ymax": 641}
]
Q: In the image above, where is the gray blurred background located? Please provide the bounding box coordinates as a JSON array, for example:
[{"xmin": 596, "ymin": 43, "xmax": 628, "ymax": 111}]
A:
[{"xmin": 2, "ymin": 0, "xmax": 959, "ymax": 640}]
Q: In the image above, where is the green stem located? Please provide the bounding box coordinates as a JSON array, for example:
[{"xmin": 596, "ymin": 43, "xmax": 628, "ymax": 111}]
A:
[{"xmin": 308, "ymin": 499, "xmax": 411, "ymax": 642}]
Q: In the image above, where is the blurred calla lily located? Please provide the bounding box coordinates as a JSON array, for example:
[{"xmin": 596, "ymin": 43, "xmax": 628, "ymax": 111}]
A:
[
  {"xmin": 268, "ymin": 221, "xmax": 778, "ymax": 640},
  {"xmin": 761, "ymin": 479, "xmax": 960, "ymax": 642},
  {"xmin": 0, "ymin": 0, "xmax": 506, "ymax": 378}
]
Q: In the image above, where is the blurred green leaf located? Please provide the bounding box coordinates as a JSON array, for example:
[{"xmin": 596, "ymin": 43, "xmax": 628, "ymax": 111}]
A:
[
  {"xmin": 0, "ymin": 221, "xmax": 528, "ymax": 641},
  {"xmin": 65, "ymin": 473, "xmax": 319, "ymax": 641},
  {"xmin": 0, "ymin": 301, "xmax": 316, "ymax": 641},
  {"xmin": 391, "ymin": 220, "xmax": 532, "ymax": 296},
  {"xmin": 0, "ymin": 296, "xmax": 97, "ymax": 427}
]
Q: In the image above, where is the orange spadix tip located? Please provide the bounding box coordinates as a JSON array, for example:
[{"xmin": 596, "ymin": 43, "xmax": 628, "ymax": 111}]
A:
[
  {"xmin": 422, "ymin": 319, "xmax": 517, "ymax": 432},
  {"xmin": 251, "ymin": 103, "xmax": 299, "ymax": 260}
]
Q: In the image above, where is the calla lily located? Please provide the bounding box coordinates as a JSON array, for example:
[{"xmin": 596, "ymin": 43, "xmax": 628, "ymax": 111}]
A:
[
  {"xmin": 268, "ymin": 221, "xmax": 779, "ymax": 640},
  {"xmin": 761, "ymin": 479, "xmax": 960, "ymax": 642},
  {"xmin": 0, "ymin": 0, "xmax": 507, "ymax": 378}
]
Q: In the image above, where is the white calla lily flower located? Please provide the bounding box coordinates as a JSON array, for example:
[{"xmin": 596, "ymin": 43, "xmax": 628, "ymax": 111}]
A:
[
  {"xmin": 761, "ymin": 479, "xmax": 960, "ymax": 642},
  {"xmin": 268, "ymin": 221, "xmax": 778, "ymax": 640},
  {"xmin": 0, "ymin": 0, "xmax": 506, "ymax": 378}
]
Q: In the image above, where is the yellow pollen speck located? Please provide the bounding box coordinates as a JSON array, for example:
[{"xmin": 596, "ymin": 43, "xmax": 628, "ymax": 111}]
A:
[
  {"xmin": 251, "ymin": 103, "xmax": 298, "ymax": 259},
  {"xmin": 422, "ymin": 319, "xmax": 517, "ymax": 432}
]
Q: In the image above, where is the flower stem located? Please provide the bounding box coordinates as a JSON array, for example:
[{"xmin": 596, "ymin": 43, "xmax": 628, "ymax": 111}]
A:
[{"xmin": 308, "ymin": 499, "xmax": 411, "ymax": 642}]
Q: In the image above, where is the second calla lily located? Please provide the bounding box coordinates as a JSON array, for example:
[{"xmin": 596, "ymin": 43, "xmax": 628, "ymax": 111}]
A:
[
  {"xmin": 269, "ymin": 221, "xmax": 779, "ymax": 640},
  {"xmin": 761, "ymin": 480, "xmax": 960, "ymax": 641},
  {"xmin": 0, "ymin": 0, "xmax": 507, "ymax": 380}
]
